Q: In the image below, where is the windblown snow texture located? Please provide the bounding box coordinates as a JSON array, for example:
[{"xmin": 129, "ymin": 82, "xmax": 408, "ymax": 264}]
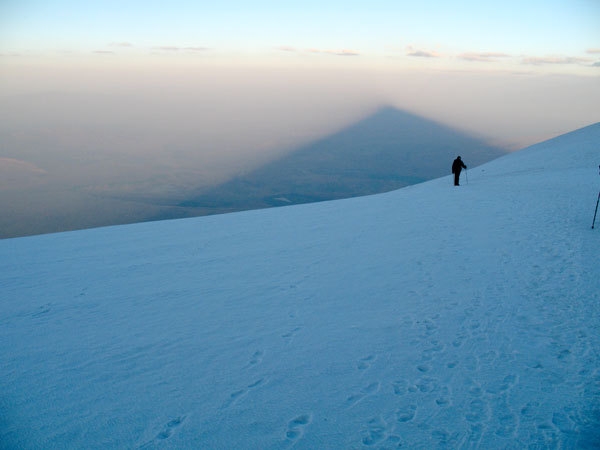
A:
[{"xmin": 1, "ymin": 123, "xmax": 599, "ymax": 448}]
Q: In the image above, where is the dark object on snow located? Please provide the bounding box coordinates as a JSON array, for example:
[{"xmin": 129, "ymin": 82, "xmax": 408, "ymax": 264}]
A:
[
  {"xmin": 592, "ymin": 165, "xmax": 600, "ymax": 229},
  {"xmin": 452, "ymin": 156, "xmax": 467, "ymax": 186}
]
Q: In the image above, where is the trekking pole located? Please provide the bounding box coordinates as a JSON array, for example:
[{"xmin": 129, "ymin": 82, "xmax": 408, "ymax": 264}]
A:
[
  {"xmin": 592, "ymin": 191, "xmax": 600, "ymax": 229},
  {"xmin": 593, "ymin": 165, "xmax": 600, "ymax": 229}
]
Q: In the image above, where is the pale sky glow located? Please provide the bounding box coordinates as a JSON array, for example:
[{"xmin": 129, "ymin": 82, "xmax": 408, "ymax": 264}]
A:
[
  {"xmin": 1, "ymin": 1, "xmax": 599, "ymax": 142},
  {"xmin": 1, "ymin": 0, "xmax": 599, "ymax": 71}
]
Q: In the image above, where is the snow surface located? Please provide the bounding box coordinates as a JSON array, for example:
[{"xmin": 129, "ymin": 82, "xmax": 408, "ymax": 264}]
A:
[{"xmin": 1, "ymin": 123, "xmax": 600, "ymax": 449}]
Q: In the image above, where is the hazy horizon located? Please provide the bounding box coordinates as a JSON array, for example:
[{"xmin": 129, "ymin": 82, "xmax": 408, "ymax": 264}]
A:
[{"xmin": 0, "ymin": 103, "xmax": 511, "ymax": 238}]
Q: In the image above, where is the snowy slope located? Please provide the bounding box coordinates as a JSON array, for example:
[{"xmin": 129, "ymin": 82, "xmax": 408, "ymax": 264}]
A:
[{"xmin": 1, "ymin": 123, "xmax": 599, "ymax": 449}]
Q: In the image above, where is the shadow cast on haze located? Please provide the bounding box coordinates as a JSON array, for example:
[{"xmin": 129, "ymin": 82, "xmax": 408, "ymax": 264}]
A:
[
  {"xmin": 0, "ymin": 106, "xmax": 507, "ymax": 238},
  {"xmin": 172, "ymin": 107, "xmax": 507, "ymax": 218}
]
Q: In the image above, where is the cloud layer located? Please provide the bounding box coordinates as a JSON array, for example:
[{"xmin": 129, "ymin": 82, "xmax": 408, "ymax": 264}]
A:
[
  {"xmin": 278, "ymin": 46, "xmax": 360, "ymax": 56},
  {"xmin": 458, "ymin": 52, "xmax": 510, "ymax": 62},
  {"xmin": 522, "ymin": 56, "xmax": 592, "ymax": 65},
  {"xmin": 406, "ymin": 48, "xmax": 440, "ymax": 58}
]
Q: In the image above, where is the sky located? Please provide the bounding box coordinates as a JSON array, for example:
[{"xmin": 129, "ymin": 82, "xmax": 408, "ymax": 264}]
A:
[
  {"xmin": 1, "ymin": 0, "xmax": 599, "ymax": 66},
  {"xmin": 0, "ymin": 1, "xmax": 599, "ymax": 236},
  {"xmin": 1, "ymin": 1, "xmax": 599, "ymax": 136}
]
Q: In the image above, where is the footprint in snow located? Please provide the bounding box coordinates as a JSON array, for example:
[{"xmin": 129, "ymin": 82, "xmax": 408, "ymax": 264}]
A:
[
  {"xmin": 432, "ymin": 429, "xmax": 458, "ymax": 446},
  {"xmin": 156, "ymin": 416, "xmax": 186, "ymax": 440},
  {"xmin": 495, "ymin": 411, "xmax": 517, "ymax": 438},
  {"xmin": 357, "ymin": 355, "xmax": 376, "ymax": 370},
  {"xmin": 552, "ymin": 411, "xmax": 576, "ymax": 434},
  {"xmin": 421, "ymin": 340, "xmax": 445, "ymax": 361},
  {"xmin": 248, "ymin": 378, "xmax": 265, "ymax": 388},
  {"xmin": 396, "ymin": 404, "xmax": 417, "ymax": 423},
  {"xmin": 465, "ymin": 398, "xmax": 489, "ymax": 423},
  {"xmin": 557, "ymin": 349, "xmax": 572, "ymax": 362},
  {"xmin": 31, "ymin": 304, "xmax": 52, "ymax": 318},
  {"xmin": 223, "ymin": 378, "xmax": 266, "ymax": 408},
  {"xmin": 468, "ymin": 319, "xmax": 481, "ymax": 331},
  {"xmin": 346, "ymin": 382, "xmax": 380, "ymax": 408},
  {"xmin": 417, "ymin": 364, "xmax": 431, "ymax": 373},
  {"xmin": 452, "ymin": 333, "xmax": 467, "ymax": 348},
  {"xmin": 362, "ymin": 417, "xmax": 389, "ymax": 446},
  {"xmin": 414, "ymin": 376, "xmax": 437, "ymax": 393},
  {"xmin": 435, "ymin": 386, "xmax": 452, "ymax": 407},
  {"xmin": 282, "ymin": 327, "xmax": 301, "ymax": 343},
  {"xmin": 520, "ymin": 401, "xmax": 540, "ymax": 420},
  {"xmin": 392, "ymin": 379, "xmax": 408, "ymax": 396},
  {"xmin": 285, "ymin": 414, "xmax": 311, "ymax": 441},
  {"xmin": 138, "ymin": 415, "xmax": 188, "ymax": 447},
  {"xmin": 485, "ymin": 374, "xmax": 518, "ymax": 394},
  {"xmin": 501, "ymin": 374, "xmax": 517, "ymax": 390},
  {"xmin": 422, "ymin": 319, "xmax": 438, "ymax": 337},
  {"xmin": 249, "ymin": 350, "xmax": 264, "ymax": 366}
]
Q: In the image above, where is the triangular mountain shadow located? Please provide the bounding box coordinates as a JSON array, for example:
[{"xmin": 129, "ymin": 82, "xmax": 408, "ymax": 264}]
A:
[{"xmin": 179, "ymin": 107, "xmax": 508, "ymax": 215}]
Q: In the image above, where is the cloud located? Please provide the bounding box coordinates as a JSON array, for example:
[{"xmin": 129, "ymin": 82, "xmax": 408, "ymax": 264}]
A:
[
  {"xmin": 587, "ymin": 48, "xmax": 600, "ymax": 54},
  {"xmin": 154, "ymin": 46, "xmax": 181, "ymax": 51},
  {"xmin": 458, "ymin": 52, "xmax": 510, "ymax": 62},
  {"xmin": 93, "ymin": 50, "xmax": 115, "ymax": 55},
  {"xmin": 279, "ymin": 46, "xmax": 359, "ymax": 56},
  {"xmin": 152, "ymin": 46, "xmax": 209, "ymax": 52},
  {"xmin": 0, "ymin": 157, "xmax": 46, "ymax": 174},
  {"xmin": 309, "ymin": 48, "xmax": 360, "ymax": 56},
  {"xmin": 522, "ymin": 56, "xmax": 592, "ymax": 65},
  {"xmin": 592, "ymin": 62, "xmax": 600, "ymax": 67},
  {"xmin": 330, "ymin": 49, "xmax": 360, "ymax": 56},
  {"xmin": 406, "ymin": 46, "xmax": 440, "ymax": 58}
]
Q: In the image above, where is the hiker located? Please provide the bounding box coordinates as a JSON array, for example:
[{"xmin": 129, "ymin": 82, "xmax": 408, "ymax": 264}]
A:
[{"xmin": 452, "ymin": 156, "xmax": 467, "ymax": 186}]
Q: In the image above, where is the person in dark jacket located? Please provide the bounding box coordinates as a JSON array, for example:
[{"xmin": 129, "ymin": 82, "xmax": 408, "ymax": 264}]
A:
[{"xmin": 452, "ymin": 156, "xmax": 467, "ymax": 186}]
